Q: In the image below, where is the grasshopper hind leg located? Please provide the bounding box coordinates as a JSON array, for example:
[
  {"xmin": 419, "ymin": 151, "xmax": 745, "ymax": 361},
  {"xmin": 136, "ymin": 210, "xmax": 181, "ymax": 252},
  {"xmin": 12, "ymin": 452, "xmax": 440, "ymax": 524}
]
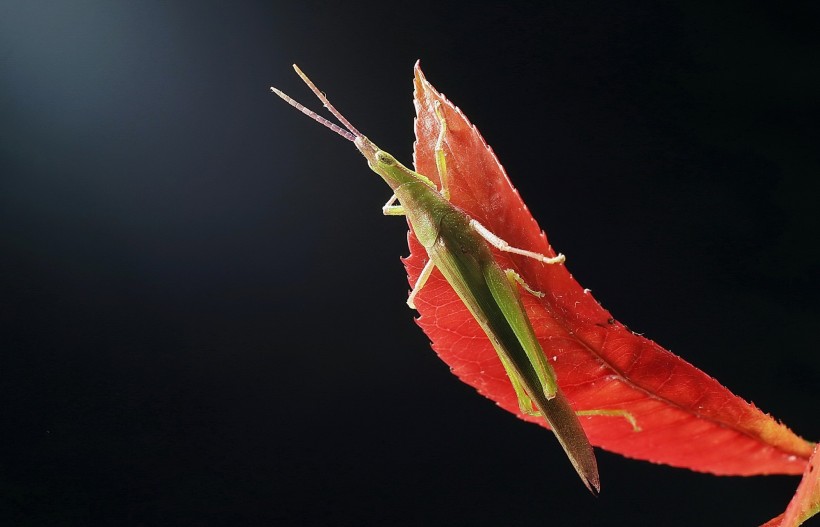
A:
[
  {"xmin": 576, "ymin": 409, "xmax": 641, "ymax": 432},
  {"xmin": 505, "ymin": 367, "xmax": 641, "ymax": 432}
]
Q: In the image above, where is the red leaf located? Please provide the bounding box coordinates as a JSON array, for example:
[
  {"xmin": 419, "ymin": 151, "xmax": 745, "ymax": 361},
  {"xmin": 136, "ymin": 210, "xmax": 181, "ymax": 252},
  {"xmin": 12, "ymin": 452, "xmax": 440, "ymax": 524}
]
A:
[
  {"xmin": 404, "ymin": 63, "xmax": 813, "ymax": 475},
  {"xmin": 760, "ymin": 445, "xmax": 820, "ymax": 526}
]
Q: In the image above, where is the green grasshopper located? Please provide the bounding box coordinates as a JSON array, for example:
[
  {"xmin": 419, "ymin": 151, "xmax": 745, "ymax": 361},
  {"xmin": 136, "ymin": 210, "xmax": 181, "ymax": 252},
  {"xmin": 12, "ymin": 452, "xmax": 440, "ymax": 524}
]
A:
[{"xmin": 272, "ymin": 65, "xmax": 635, "ymax": 493}]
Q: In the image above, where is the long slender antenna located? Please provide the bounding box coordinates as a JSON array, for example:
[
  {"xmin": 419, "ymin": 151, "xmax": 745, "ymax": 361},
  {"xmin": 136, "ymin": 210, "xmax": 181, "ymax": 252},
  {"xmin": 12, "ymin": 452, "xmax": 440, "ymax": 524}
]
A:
[
  {"xmin": 291, "ymin": 64, "xmax": 364, "ymax": 139},
  {"xmin": 270, "ymin": 86, "xmax": 356, "ymax": 142}
]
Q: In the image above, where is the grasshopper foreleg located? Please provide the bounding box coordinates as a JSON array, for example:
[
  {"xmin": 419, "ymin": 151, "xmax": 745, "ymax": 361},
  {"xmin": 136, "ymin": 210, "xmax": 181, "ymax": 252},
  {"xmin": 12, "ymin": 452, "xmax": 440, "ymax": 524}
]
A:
[{"xmin": 382, "ymin": 194, "xmax": 405, "ymax": 216}]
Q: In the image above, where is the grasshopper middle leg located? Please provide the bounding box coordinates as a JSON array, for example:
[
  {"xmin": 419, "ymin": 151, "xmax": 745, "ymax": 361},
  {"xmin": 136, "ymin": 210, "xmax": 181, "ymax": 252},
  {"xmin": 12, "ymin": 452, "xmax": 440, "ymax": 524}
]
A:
[{"xmin": 432, "ymin": 99, "xmax": 565, "ymax": 266}]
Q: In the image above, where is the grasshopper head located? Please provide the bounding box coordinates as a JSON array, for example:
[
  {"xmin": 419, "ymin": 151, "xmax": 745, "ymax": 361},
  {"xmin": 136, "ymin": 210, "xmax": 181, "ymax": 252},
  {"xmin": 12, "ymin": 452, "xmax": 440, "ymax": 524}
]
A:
[
  {"xmin": 353, "ymin": 136, "xmax": 379, "ymax": 163},
  {"xmin": 354, "ymin": 136, "xmax": 419, "ymax": 191},
  {"xmin": 355, "ymin": 136, "xmax": 396, "ymax": 169}
]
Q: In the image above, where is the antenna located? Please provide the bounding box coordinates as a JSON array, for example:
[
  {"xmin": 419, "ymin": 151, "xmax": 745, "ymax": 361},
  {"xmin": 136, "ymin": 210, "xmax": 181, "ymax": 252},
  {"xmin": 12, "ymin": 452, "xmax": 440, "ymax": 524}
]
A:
[
  {"xmin": 291, "ymin": 65, "xmax": 363, "ymax": 139},
  {"xmin": 270, "ymin": 64, "xmax": 363, "ymax": 143},
  {"xmin": 270, "ymin": 87, "xmax": 355, "ymax": 142}
]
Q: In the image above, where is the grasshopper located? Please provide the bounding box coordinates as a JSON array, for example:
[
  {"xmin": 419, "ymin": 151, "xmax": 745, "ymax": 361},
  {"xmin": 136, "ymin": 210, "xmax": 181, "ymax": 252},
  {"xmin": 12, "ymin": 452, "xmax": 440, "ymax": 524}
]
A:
[{"xmin": 272, "ymin": 65, "xmax": 636, "ymax": 493}]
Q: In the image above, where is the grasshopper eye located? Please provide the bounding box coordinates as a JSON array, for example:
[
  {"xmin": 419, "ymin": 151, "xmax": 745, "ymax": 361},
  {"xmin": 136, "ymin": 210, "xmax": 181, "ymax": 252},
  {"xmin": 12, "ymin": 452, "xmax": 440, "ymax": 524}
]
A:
[{"xmin": 376, "ymin": 151, "xmax": 396, "ymax": 166}]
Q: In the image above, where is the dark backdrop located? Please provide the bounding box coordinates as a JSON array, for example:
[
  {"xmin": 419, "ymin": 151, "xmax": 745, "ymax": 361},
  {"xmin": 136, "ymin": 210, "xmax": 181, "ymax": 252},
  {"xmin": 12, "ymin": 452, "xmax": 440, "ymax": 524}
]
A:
[{"xmin": 1, "ymin": 1, "xmax": 818, "ymax": 525}]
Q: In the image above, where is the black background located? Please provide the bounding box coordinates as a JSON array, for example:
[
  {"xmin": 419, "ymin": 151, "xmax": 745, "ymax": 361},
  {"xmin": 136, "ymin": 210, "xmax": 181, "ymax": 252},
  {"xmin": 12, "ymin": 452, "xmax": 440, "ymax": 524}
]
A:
[{"xmin": 2, "ymin": 1, "xmax": 818, "ymax": 526}]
